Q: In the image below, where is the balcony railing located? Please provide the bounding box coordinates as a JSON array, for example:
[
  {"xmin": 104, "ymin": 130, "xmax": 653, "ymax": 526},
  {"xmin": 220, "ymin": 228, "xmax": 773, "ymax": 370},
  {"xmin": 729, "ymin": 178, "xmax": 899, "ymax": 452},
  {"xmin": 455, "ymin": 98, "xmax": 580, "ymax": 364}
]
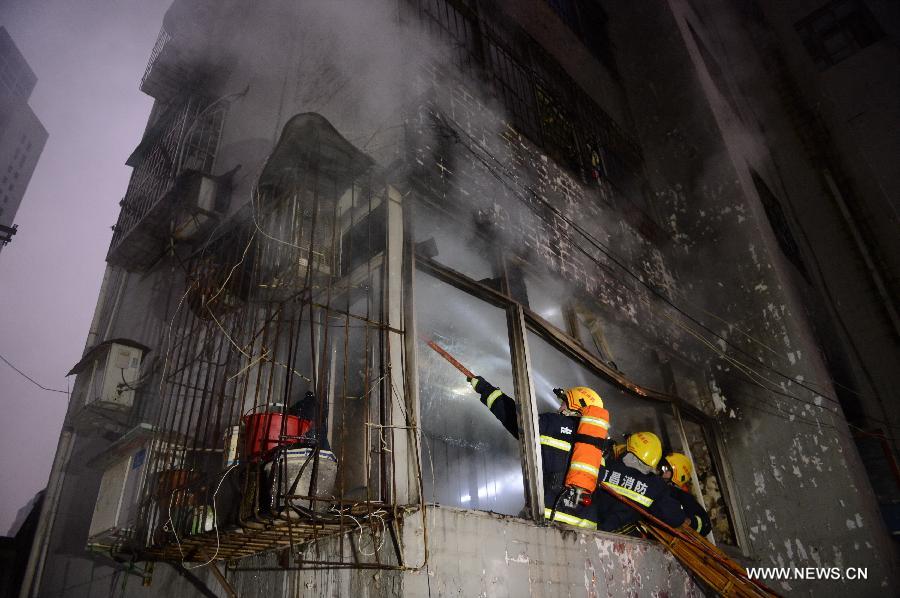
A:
[
  {"xmin": 140, "ymin": 0, "xmax": 222, "ymax": 102},
  {"xmin": 107, "ymin": 96, "xmax": 226, "ymax": 270},
  {"xmin": 103, "ymin": 115, "xmax": 412, "ymax": 567}
]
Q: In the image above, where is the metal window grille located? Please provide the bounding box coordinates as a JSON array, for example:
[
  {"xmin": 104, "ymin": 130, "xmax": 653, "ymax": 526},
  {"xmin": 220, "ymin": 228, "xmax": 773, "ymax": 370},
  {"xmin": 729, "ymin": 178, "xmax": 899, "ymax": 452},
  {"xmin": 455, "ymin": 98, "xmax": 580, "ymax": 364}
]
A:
[
  {"xmin": 118, "ymin": 127, "xmax": 416, "ymax": 568},
  {"xmin": 111, "ymin": 96, "xmax": 226, "ymax": 250}
]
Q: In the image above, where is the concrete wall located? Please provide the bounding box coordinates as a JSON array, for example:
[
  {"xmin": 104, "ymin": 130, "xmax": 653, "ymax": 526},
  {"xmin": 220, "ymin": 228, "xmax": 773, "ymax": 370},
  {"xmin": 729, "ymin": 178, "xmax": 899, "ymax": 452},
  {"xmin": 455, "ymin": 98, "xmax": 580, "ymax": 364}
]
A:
[
  {"xmin": 747, "ymin": 0, "xmax": 900, "ymax": 464},
  {"xmin": 607, "ymin": 0, "xmax": 898, "ymax": 593}
]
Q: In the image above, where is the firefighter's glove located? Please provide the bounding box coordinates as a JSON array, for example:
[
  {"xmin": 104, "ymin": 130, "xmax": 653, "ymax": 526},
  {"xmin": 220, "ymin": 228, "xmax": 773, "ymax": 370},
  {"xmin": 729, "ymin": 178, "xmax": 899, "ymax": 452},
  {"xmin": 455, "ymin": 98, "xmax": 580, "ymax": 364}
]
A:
[{"xmin": 467, "ymin": 375, "xmax": 490, "ymax": 396}]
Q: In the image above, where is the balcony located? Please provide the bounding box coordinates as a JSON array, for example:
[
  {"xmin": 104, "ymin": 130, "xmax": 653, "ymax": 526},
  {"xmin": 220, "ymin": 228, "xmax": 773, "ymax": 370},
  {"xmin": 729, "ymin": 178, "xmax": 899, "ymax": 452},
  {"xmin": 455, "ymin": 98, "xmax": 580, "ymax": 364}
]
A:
[
  {"xmin": 140, "ymin": 0, "xmax": 226, "ymax": 102},
  {"xmin": 98, "ymin": 115, "xmax": 403, "ymax": 567},
  {"xmin": 107, "ymin": 96, "xmax": 227, "ymax": 271}
]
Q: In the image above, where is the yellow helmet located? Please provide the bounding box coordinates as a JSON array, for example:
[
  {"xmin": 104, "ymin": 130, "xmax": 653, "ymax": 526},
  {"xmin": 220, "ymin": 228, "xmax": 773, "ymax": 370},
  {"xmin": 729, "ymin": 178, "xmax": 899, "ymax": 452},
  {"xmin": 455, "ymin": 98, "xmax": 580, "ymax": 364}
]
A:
[
  {"xmin": 563, "ymin": 386, "xmax": 603, "ymax": 412},
  {"xmin": 664, "ymin": 453, "xmax": 693, "ymax": 489},
  {"xmin": 626, "ymin": 432, "xmax": 662, "ymax": 468}
]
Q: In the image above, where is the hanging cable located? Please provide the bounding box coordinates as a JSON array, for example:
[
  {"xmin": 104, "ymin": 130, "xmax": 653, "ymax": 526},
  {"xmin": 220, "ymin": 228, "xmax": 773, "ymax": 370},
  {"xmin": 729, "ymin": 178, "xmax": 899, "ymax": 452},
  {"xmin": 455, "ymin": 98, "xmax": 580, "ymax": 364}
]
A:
[
  {"xmin": 0, "ymin": 353, "xmax": 69, "ymax": 394},
  {"xmin": 433, "ymin": 113, "xmax": 900, "ymax": 430}
]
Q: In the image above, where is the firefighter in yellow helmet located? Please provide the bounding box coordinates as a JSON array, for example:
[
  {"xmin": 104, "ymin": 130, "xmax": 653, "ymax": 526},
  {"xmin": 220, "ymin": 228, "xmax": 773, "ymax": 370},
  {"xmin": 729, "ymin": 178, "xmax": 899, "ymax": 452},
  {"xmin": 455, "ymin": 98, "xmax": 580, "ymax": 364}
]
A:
[
  {"xmin": 468, "ymin": 376, "xmax": 609, "ymax": 529},
  {"xmin": 593, "ymin": 431, "xmax": 688, "ymax": 535},
  {"xmin": 660, "ymin": 452, "xmax": 711, "ymax": 536}
]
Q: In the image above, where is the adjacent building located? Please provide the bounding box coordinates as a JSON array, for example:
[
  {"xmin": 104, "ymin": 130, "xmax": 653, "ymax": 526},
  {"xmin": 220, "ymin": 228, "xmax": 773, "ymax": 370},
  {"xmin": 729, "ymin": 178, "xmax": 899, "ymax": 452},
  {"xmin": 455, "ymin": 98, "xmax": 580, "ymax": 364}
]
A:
[
  {"xmin": 21, "ymin": 1, "xmax": 899, "ymax": 596},
  {"xmin": 0, "ymin": 27, "xmax": 48, "ymax": 250}
]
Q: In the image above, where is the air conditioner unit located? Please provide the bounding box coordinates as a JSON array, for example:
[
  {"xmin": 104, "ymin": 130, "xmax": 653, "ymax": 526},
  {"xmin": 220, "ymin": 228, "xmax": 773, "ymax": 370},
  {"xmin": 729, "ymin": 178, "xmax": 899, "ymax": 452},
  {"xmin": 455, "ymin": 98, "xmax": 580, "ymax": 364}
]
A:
[
  {"xmin": 171, "ymin": 171, "xmax": 226, "ymax": 242},
  {"xmin": 87, "ymin": 424, "xmax": 155, "ymax": 546},
  {"xmin": 69, "ymin": 339, "xmax": 149, "ymax": 410}
]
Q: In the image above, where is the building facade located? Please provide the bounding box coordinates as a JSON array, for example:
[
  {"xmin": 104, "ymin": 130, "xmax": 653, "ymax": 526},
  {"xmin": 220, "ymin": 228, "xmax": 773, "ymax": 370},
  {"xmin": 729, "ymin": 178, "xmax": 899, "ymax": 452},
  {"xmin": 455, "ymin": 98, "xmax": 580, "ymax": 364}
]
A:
[
  {"xmin": 0, "ymin": 27, "xmax": 47, "ymax": 249},
  {"xmin": 22, "ymin": 1, "xmax": 898, "ymax": 596}
]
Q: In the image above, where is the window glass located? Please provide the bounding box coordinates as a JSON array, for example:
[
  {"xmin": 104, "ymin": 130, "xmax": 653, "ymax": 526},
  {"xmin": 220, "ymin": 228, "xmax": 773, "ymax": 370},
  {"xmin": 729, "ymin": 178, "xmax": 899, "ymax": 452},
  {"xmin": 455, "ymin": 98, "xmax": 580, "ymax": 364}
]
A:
[
  {"xmin": 412, "ymin": 200, "xmax": 495, "ymax": 283},
  {"xmin": 526, "ymin": 330, "xmax": 672, "ymax": 443},
  {"xmin": 683, "ymin": 417, "xmax": 738, "ymax": 545},
  {"xmin": 416, "ymin": 272, "xmax": 525, "ymax": 515},
  {"xmin": 523, "ymin": 271, "xmax": 569, "ymax": 332}
]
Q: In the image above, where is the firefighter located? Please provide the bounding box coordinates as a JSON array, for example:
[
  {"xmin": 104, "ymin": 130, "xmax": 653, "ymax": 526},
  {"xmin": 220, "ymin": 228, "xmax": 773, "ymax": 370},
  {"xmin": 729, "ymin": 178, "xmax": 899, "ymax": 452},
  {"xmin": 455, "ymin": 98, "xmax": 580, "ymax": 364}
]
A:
[
  {"xmin": 468, "ymin": 375, "xmax": 609, "ymax": 529},
  {"xmin": 593, "ymin": 431, "xmax": 687, "ymax": 535},
  {"xmin": 660, "ymin": 452, "xmax": 712, "ymax": 536}
]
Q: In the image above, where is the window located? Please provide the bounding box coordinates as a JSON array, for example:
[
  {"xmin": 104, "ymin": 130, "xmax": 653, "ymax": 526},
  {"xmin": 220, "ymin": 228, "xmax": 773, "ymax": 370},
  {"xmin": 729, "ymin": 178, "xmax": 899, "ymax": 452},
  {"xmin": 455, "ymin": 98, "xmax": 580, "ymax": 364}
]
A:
[
  {"xmin": 795, "ymin": 0, "xmax": 884, "ymax": 69},
  {"xmin": 544, "ymin": 1, "xmax": 617, "ymax": 74},
  {"xmin": 412, "ymin": 200, "xmax": 496, "ymax": 282},
  {"xmin": 535, "ymin": 83, "xmax": 580, "ymax": 171},
  {"xmin": 408, "ymin": 2, "xmax": 644, "ymax": 199},
  {"xmin": 681, "ymin": 417, "xmax": 738, "ymax": 545},
  {"xmin": 414, "ymin": 0, "xmax": 479, "ymax": 73},
  {"xmin": 523, "ymin": 269, "xmax": 569, "ymax": 332},
  {"xmin": 526, "ymin": 330, "xmax": 675, "ymax": 439},
  {"xmin": 486, "ymin": 36, "xmax": 541, "ymax": 141},
  {"xmin": 416, "ymin": 271, "xmax": 526, "ymax": 515},
  {"xmin": 751, "ymin": 170, "xmax": 810, "ymax": 282}
]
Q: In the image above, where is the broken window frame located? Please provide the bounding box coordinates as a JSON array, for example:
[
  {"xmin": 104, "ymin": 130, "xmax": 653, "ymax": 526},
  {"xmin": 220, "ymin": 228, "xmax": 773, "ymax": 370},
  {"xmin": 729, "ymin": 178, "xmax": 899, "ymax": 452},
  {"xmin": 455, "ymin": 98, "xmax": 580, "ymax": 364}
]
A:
[
  {"xmin": 675, "ymin": 409, "xmax": 750, "ymax": 554},
  {"xmin": 409, "ymin": 204, "xmax": 742, "ymax": 546},
  {"xmin": 795, "ymin": 0, "xmax": 885, "ymax": 70}
]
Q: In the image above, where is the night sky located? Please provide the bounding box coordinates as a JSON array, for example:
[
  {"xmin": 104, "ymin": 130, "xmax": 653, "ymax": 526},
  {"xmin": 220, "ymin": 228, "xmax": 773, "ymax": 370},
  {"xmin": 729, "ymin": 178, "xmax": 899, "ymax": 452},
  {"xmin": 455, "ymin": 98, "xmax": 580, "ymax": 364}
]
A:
[{"xmin": 0, "ymin": 0, "xmax": 170, "ymax": 534}]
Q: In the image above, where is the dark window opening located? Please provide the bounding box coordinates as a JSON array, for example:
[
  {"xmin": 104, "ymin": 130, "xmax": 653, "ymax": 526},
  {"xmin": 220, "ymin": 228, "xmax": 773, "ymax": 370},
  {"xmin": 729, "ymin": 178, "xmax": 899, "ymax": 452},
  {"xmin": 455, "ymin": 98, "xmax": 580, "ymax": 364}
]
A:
[
  {"xmin": 795, "ymin": 0, "xmax": 884, "ymax": 69},
  {"xmin": 410, "ymin": 1, "xmax": 643, "ymax": 204},
  {"xmin": 340, "ymin": 200, "xmax": 386, "ymax": 277},
  {"xmin": 544, "ymin": 1, "xmax": 618, "ymax": 75},
  {"xmin": 535, "ymin": 83, "xmax": 580, "ymax": 171},
  {"xmin": 751, "ymin": 170, "xmax": 811, "ymax": 282},
  {"xmin": 681, "ymin": 417, "xmax": 738, "ymax": 546},
  {"xmin": 414, "ymin": 0, "xmax": 480, "ymax": 73}
]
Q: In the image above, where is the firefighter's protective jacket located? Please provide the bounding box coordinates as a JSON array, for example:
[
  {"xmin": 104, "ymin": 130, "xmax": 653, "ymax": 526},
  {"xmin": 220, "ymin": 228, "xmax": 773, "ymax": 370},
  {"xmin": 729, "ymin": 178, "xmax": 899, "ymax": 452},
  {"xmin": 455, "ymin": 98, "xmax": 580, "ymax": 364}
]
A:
[
  {"xmin": 470, "ymin": 376, "xmax": 598, "ymax": 529},
  {"xmin": 594, "ymin": 455, "xmax": 685, "ymax": 533},
  {"xmin": 669, "ymin": 485, "xmax": 712, "ymax": 535}
]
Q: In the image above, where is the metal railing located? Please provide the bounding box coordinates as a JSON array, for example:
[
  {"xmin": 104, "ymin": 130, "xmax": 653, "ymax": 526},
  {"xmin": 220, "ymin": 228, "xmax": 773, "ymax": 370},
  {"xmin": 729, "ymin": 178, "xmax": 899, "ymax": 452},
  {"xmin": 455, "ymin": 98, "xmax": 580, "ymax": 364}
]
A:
[
  {"xmin": 118, "ymin": 129, "xmax": 417, "ymax": 568},
  {"xmin": 110, "ymin": 96, "xmax": 225, "ymax": 252}
]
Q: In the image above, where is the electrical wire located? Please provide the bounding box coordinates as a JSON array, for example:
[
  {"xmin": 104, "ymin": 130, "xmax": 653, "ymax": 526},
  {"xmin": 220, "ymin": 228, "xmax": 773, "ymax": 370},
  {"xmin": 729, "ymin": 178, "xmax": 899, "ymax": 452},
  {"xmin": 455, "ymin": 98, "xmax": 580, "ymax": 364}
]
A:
[
  {"xmin": 0, "ymin": 352, "xmax": 69, "ymax": 394},
  {"xmin": 440, "ymin": 114, "xmax": 848, "ymax": 401},
  {"xmin": 434, "ymin": 113, "xmax": 900, "ymax": 431}
]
